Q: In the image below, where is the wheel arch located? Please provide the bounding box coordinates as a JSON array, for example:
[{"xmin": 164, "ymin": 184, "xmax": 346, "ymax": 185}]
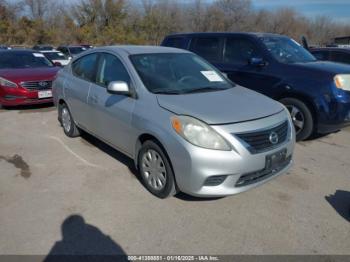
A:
[
  {"xmin": 134, "ymin": 133, "xmax": 171, "ymax": 170},
  {"xmin": 276, "ymin": 92, "xmax": 318, "ymax": 129},
  {"xmin": 135, "ymin": 133, "xmax": 179, "ymax": 197}
]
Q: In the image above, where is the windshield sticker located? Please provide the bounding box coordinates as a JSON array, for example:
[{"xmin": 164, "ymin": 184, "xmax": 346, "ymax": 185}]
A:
[
  {"xmin": 33, "ymin": 53, "xmax": 45, "ymax": 58},
  {"xmin": 58, "ymin": 53, "xmax": 65, "ymax": 56},
  {"xmin": 201, "ymin": 71, "xmax": 224, "ymax": 82}
]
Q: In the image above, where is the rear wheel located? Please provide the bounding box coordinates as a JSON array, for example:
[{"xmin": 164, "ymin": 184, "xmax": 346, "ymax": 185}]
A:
[
  {"xmin": 280, "ymin": 97, "xmax": 314, "ymax": 141},
  {"xmin": 138, "ymin": 140, "xmax": 177, "ymax": 198},
  {"xmin": 58, "ymin": 103, "xmax": 81, "ymax": 137}
]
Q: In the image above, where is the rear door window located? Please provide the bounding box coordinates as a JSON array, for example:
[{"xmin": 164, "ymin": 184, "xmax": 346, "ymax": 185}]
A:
[
  {"xmin": 331, "ymin": 51, "xmax": 350, "ymax": 64},
  {"xmin": 72, "ymin": 53, "xmax": 99, "ymax": 82},
  {"xmin": 224, "ymin": 38, "xmax": 260, "ymax": 65},
  {"xmin": 189, "ymin": 37, "xmax": 223, "ymax": 63},
  {"xmin": 163, "ymin": 37, "xmax": 186, "ymax": 49}
]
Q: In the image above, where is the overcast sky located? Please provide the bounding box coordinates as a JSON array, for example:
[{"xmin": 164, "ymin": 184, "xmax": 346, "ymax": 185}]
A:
[{"xmin": 251, "ymin": 0, "xmax": 350, "ymax": 23}]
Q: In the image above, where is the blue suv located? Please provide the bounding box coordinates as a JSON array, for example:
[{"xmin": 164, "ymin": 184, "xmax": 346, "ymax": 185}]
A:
[{"xmin": 162, "ymin": 33, "xmax": 350, "ymax": 141}]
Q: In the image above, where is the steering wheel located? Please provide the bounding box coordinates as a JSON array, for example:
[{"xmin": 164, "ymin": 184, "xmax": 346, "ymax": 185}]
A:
[{"xmin": 178, "ymin": 75, "xmax": 197, "ymax": 84}]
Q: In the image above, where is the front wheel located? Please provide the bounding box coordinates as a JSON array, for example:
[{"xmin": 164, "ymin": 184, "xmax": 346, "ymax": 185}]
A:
[
  {"xmin": 280, "ymin": 97, "xmax": 314, "ymax": 141},
  {"xmin": 138, "ymin": 141, "xmax": 177, "ymax": 198}
]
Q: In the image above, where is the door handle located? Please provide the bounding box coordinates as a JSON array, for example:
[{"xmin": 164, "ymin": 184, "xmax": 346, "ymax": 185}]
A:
[{"xmin": 89, "ymin": 95, "xmax": 98, "ymax": 104}]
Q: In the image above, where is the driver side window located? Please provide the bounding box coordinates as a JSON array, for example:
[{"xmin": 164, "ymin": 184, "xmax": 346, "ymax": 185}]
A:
[
  {"xmin": 224, "ymin": 38, "xmax": 260, "ymax": 65},
  {"xmin": 96, "ymin": 53, "xmax": 131, "ymax": 87}
]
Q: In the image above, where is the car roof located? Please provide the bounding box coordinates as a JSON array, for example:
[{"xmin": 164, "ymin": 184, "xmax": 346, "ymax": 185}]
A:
[
  {"xmin": 58, "ymin": 45, "xmax": 84, "ymax": 48},
  {"xmin": 40, "ymin": 50, "xmax": 60, "ymax": 53},
  {"xmin": 311, "ymin": 47, "xmax": 350, "ymax": 53},
  {"xmin": 0, "ymin": 49, "xmax": 36, "ymax": 54},
  {"xmin": 100, "ymin": 45, "xmax": 190, "ymax": 55},
  {"xmin": 164, "ymin": 32, "xmax": 286, "ymax": 39}
]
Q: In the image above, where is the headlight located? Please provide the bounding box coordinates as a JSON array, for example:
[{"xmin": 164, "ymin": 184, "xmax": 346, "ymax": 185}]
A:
[
  {"xmin": 0, "ymin": 77, "xmax": 18, "ymax": 88},
  {"xmin": 171, "ymin": 115, "xmax": 232, "ymax": 151},
  {"xmin": 334, "ymin": 74, "xmax": 350, "ymax": 91}
]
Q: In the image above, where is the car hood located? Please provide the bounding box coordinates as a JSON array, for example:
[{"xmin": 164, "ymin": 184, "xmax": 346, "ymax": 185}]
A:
[
  {"xmin": 0, "ymin": 67, "xmax": 60, "ymax": 83},
  {"xmin": 291, "ymin": 61, "xmax": 350, "ymax": 75},
  {"xmin": 156, "ymin": 86, "xmax": 284, "ymax": 125}
]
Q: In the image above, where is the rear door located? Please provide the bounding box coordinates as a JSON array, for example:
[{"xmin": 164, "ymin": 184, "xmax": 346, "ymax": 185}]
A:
[
  {"xmin": 87, "ymin": 52, "xmax": 136, "ymax": 155},
  {"xmin": 189, "ymin": 36, "xmax": 224, "ymax": 68},
  {"xmin": 65, "ymin": 53, "xmax": 99, "ymax": 129}
]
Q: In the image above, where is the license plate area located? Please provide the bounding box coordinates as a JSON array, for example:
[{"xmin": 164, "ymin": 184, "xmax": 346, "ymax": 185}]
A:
[
  {"xmin": 38, "ymin": 90, "xmax": 52, "ymax": 99},
  {"xmin": 236, "ymin": 148, "xmax": 291, "ymax": 187},
  {"xmin": 266, "ymin": 148, "xmax": 288, "ymax": 171}
]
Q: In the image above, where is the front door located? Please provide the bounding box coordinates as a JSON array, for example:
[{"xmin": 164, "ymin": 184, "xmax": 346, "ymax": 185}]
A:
[
  {"xmin": 220, "ymin": 37, "xmax": 280, "ymax": 96},
  {"xmin": 88, "ymin": 53, "xmax": 136, "ymax": 155}
]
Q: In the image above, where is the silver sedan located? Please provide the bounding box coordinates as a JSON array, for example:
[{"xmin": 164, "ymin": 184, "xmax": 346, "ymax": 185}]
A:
[{"xmin": 53, "ymin": 46, "xmax": 295, "ymax": 198}]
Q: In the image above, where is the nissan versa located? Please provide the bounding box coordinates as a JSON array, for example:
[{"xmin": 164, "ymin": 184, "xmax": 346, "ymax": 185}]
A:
[
  {"xmin": 53, "ymin": 46, "xmax": 295, "ymax": 198},
  {"xmin": 162, "ymin": 33, "xmax": 350, "ymax": 141}
]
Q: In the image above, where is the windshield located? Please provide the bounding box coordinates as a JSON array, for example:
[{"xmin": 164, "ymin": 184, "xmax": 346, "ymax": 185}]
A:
[
  {"xmin": 69, "ymin": 47, "xmax": 86, "ymax": 55},
  {"xmin": 130, "ymin": 53, "xmax": 233, "ymax": 94},
  {"xmin": 261, "ymin": 37, "xmax": 316, "ymax": 63},
  {"xmin": 44, "ymin": 52, "xmax": 67, "ymax": 60},
  {"xmin": 0, "ymin": 52, "xmax": 53, "ymax": 69}
]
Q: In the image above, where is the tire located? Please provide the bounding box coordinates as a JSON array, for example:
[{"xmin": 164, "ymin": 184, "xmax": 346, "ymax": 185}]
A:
[
  {"xmin": 280, "ymin": 97, "xmax": 314, "ymax": 141},
  {"xmin": 58, "ymin": 103, "xmax": 81, "ymax": 138},
  {"xmin": 138, "ymin": 140, "xmax": 177, "ymax": 199}
]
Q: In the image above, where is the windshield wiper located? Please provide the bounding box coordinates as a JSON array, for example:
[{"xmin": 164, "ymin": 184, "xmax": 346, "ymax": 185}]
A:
[
  {"xmin": 153, "ymin": 90, "xmax": 183, "ymax": 95},
  {"xmin": 182, "ymin": 87, "xmax": 227, "ymax": 94}
]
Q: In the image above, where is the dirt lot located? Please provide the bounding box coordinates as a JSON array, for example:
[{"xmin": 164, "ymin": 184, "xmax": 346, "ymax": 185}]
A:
[{"xmin": 0, "ymin": 104, "xmax": 349, "ymax": 255}]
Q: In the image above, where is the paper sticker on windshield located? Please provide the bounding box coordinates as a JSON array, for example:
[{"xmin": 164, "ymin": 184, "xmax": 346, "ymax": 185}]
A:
[
  {"xmin": 33, "ymin": 53, "xmax": 45, "ymax": 58},
  {"xmin": 201, "ymin": 71, "xmax": 224, "ymax": 82}
]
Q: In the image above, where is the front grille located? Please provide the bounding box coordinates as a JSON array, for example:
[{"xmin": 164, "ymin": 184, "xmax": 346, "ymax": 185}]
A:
[
  {"xmin": 235, "ymin": 155, "xmax": 292, "ymax": 187},
  {"xmin": 20, "ymin": 80, "xmax": 52, "ymax": 90},
  {"xmin": 235, "ymin": 121, "xmax": 289, "ymax": 154}
]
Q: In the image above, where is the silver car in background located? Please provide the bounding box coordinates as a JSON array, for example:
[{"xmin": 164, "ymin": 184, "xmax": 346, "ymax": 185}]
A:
[{"xmin": 53, "ymin": 46, "xmax": 295, "ymax": 198}]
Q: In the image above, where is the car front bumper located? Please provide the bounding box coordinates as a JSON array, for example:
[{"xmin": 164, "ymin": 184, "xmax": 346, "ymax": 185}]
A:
[
  {"xmin": 317, "ymin": 96, "xmax": 350, "ymax": 134},
  {"xmin": 167, "ymin": 110, "xmax": 295, "ymax": 197},
  {"xmin": 0, "ymin": 87, "xmax": 53, "ymax": 106}
]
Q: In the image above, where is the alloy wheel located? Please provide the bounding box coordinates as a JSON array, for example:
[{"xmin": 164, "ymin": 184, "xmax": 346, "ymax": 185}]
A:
[{"xmin": 286, "ymin": 105, "xmax": 305, "ymax": 135}]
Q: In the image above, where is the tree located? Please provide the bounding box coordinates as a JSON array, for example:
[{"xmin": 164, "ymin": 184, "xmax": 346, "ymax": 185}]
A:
[{"xmin": 1, "ymin": 0, "xmax": 350, "ymax": 47}]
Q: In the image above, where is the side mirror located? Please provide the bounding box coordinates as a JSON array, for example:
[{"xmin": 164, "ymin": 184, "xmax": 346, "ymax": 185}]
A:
[
  {"xmin": 249, "ymin": 57, "xmax": 267, "ymax": 67},
  {"xmin": 107, "ymin": 81, "xmax": 130, "ymax": 95},
  {"xmin": 54, "ymin": 61, "xmax": 62, "ymax": 67}
]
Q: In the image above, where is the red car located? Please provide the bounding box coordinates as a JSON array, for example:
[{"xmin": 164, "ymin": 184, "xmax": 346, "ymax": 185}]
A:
[{"xmin": 0, "ymin": 50, "xmax": 60, "ymax": 107}]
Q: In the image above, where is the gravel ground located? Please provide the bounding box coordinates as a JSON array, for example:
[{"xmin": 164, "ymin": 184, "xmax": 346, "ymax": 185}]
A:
[{"xmin": 0, "ymin": 104, "xmax": 349, "ymax": 255}]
